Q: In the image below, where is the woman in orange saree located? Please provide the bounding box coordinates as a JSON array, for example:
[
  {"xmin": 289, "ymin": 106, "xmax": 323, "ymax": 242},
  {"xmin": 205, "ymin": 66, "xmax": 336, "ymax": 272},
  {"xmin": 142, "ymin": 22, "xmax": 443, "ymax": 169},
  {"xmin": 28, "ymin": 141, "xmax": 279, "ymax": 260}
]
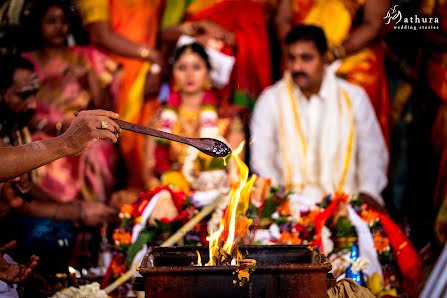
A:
[
  {"xmin": 78, "ymin": 0, "xmax": 163, "ymax": 188},
  {"xmin": 276, "ymin": 0, "xmax": 391, "ymax": 146}
]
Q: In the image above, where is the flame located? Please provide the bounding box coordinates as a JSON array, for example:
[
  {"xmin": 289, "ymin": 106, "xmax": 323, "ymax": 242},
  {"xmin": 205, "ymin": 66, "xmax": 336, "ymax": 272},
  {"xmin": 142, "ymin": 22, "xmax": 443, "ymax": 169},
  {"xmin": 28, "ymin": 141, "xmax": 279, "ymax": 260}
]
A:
[
  {"xmin": 204, "ymin": 141, "xmax": 256, "ymax": 266},
  {"xmin": 68, "ymin": 266, "xmax": 76, "ymax": 274},
  {"xmin": 196, "ymin": 250, "xmax": 202, "ymax": 266}
]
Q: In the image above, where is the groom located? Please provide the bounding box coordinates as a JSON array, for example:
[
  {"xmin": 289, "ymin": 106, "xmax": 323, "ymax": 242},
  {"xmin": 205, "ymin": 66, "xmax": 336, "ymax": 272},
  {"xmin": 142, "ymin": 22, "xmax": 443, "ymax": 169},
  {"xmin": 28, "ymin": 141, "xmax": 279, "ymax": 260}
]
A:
[{"xmin": 250, "ymin": 25, "xmax": 388, "ymax": 214}]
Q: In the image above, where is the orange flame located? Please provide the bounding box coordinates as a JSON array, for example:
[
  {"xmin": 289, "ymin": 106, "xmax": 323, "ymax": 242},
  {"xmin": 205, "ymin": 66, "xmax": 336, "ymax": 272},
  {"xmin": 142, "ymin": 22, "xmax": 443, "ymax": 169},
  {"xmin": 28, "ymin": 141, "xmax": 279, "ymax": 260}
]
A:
[
  {"xmin": 196, "ymin": 250, "xmax": 202, "ymax": 266},
  {"xmin": 68, "ymin": 266, "xmax": 76, "ymax": 275},
  {"xmin": 205, "ymin": 141, "xmax": 256, "ymax": 266}
]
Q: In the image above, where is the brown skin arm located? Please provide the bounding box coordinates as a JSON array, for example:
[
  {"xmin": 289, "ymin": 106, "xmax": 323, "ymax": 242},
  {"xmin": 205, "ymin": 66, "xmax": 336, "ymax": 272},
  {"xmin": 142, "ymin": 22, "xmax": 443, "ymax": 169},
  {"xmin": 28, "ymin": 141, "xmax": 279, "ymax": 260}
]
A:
[
  {"xmin": 0, "ymin": 138, "xmax": 72, "ymax": 183},
  {"xmin": 342, "ymin": 0, "xmax": 391, "ymax": 55},
  {"xmin": 85, "ymin": 21, "xmax": 161, "ymax": 63},
  {"xmin": 275, "ymin": 0, "xmax": 293, "ymax": 45},
  {"xmin": 161, "ymin": 25, "xmax": 184, "ymax": 45},
  {"xmin": 0, "ymin": 110, "xmax": 120, "ymax": 182},
  {"xmin": 275, "ymin": 0, "xmax": 390, "ymax": 54},
  {"xmin": 16, "ymin": 199, "xmax": 115, "ymax": 227},
  {"xmin": 17, "ymin": 199, "xmax": 79, "ymax": 221},
  {"xmin": 86, "ymin": 21, "xmax": 164, "ymax": 99},
  {"xmin": 161, "ymin": 21, "xmax": 235, "ymax": 46}
]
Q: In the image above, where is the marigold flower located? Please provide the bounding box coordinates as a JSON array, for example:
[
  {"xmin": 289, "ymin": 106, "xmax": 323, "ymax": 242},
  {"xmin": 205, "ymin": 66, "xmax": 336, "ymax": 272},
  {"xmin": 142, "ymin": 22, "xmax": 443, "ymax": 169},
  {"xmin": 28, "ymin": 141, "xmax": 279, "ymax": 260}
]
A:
[{"xmin": 280, "ymin": 231, "xmax": 302, "ymax": 245}]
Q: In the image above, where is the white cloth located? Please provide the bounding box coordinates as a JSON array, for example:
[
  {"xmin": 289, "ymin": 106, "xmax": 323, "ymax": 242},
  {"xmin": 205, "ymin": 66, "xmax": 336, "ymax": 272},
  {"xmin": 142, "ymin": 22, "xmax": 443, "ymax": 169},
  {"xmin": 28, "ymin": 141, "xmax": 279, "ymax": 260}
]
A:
[
  {"xmin": 250, "ymin": 70, "xmax": 388, "ymax": 205},
  {"xmin": 131, "ymin": 192, "xmax": 162, "ymax": 243},
  {"xmin": 347, "ymin": 206, "xmax": 383, "ymax": 281}
]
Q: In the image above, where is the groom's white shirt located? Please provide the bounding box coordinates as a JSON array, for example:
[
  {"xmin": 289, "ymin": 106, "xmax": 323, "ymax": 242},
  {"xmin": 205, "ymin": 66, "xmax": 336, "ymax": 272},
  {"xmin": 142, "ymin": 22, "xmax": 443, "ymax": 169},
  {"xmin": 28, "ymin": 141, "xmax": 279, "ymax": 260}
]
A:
[{"xmin": 250, "ymin": 70, "xmax": 388, "ymax": 206}]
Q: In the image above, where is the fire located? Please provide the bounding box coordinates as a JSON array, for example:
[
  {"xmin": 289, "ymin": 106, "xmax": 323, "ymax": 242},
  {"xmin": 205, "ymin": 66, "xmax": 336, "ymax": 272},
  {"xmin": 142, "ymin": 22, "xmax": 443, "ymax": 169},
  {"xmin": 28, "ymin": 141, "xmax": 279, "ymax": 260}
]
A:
[
  {"xmin": 68, "ymin": 266, "xmax": 76, "ymax": 275},
  {"xmin": 196, "ymin": 250, "xmax": 202, "ymax": 266},
  {"xmin": 204, "ymin": 141, "xmax": 257, "ymax": 266}
]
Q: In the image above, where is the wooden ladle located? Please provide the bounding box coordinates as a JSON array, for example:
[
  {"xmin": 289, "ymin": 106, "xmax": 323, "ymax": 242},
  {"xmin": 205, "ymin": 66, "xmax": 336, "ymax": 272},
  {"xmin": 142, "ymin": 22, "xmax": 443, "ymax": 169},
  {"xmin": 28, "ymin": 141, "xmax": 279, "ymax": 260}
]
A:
[
  {"xmin": 73, "ymin": 111, "xmax": 232, "ymax": 157},
  {"xmin": 115, "ymin": 119, "xmax": 231, "ymax": 157}
]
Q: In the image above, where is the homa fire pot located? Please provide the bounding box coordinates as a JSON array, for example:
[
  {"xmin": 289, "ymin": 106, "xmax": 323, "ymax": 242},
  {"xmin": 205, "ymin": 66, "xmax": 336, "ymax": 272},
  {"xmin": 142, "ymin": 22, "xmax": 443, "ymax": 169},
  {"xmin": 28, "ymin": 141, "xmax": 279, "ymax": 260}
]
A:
[{"xmin": 135, "ymin": 245, "xmax": 334, "ymax": 298}]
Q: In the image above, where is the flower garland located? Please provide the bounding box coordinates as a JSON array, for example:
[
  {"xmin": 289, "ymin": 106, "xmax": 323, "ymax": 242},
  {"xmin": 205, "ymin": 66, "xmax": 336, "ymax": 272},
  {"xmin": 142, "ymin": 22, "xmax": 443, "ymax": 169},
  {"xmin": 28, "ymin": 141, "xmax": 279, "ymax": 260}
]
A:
[
  {"xmin": 248, "ymin": 189, "xmax": 422, "ymax": 296},
  {"xmin": 103, "ymin": 186, "xmax": 199, "ymax": 293},
  {"xmin": 156, "ymin": 89, "xmax": 221, "ymax": 180},
  {"xmin": 50, "ymin": 282, "xmax": 107, "ymax": 298},
  {"xmin": 156, "ymin": 89, "xmax": 237, "ymax": 191},
  {"xmin": 158, "ymin": 90, "xmax": 239, "ymax": 233},
  {"xmin": 158, "ymin": 89, "xmax": 219, "ymax": 137}
]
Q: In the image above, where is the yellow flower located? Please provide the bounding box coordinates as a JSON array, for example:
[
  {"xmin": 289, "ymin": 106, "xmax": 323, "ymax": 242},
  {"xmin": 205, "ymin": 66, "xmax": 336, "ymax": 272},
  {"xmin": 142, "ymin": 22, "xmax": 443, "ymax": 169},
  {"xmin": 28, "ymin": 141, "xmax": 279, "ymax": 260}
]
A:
[{"xmin": 161, "ymin": 171, "xmax": 190, "ymax": 192}]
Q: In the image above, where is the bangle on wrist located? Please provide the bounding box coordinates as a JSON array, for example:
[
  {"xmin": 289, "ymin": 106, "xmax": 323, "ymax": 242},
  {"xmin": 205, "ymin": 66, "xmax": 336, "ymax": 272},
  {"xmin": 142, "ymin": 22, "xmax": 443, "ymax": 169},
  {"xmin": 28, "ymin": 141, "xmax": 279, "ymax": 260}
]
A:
[{"xmin": 139, "ymin": 46, "xmax": 151, "ymax": 60}]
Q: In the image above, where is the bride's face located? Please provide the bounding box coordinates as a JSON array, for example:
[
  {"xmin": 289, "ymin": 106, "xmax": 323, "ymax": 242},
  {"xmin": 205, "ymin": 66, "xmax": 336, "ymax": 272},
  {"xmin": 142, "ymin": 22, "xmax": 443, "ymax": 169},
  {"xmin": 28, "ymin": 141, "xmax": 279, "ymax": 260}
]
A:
[{"xmin": 173, "ymin": 51, "xmax": 209, "ymax": 95}]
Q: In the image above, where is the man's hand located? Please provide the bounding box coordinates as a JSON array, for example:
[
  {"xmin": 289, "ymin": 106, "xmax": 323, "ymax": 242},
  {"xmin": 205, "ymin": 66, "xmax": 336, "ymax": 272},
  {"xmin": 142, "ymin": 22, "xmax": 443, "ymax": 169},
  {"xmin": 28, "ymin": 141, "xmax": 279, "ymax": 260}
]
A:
[
  {"xmin": 144, "ymin": 48, "xmax": 164, "ymax": 99},
  {"xmin": 144, "ymin": 71, "xmax": 162, "ymax": 99},
  {"xmin": 0, "ymin": 180, "xmax": 26, "ymax": 218},
  {"xmin": 0, "ymin": 241, "xmax": 39, "ymax": 283},
  {"xmin": 359, "ymin": 193, "xmax": 389, "ymax": 215},
  {"xmin": 80, "ymin": 201, "xmax": 116, "ymax": 227},
  {"xmin": 192, "ymin": 20, "xmax": 235, "ymax": 45},
  {"xmin": 60, "ymin": 110, "xmax": 121, "ymax": 156},
  {"xmin": 110, "ymin": 188, "xmax": 142, "ymax": 210}
]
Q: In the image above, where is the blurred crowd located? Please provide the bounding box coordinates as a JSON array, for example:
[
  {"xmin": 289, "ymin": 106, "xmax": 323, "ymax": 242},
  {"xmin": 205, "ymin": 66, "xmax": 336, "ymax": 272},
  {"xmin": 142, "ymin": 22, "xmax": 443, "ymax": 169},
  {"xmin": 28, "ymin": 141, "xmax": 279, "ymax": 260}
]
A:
[{"xmin": 0, "ymin": 0, "xmax": 447, "ymax": 296}]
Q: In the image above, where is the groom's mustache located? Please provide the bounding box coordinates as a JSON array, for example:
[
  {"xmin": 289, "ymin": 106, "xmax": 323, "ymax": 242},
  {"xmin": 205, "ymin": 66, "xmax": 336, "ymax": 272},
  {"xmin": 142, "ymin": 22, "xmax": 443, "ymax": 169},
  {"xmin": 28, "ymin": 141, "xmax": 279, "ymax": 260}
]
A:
[{"xmin": 292, "ymin": 71, "xmax": 308, "ymax": 79}]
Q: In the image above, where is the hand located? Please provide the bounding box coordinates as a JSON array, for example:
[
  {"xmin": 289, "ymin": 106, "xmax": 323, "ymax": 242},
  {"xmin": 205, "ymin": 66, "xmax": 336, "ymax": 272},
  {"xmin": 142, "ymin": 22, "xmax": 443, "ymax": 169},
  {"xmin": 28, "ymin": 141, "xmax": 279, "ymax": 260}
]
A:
[
  {"xmin": 143, "ymin": 71, "xmax": 162, "ymax": 99},
  {"xmin": 11, "ymin": 175, "xmax": 32, "ymax": 196},
  {"xmin": 60, "ymin": 110, "xmax": 121, "ymax": 156},
  {"xmin": 0, "ymin": 240, "xmax": 39, "ymax": 283},
  {"xmin": 0, "ymin": 180, "xmax": 26, "ymax": 218},
  {"xmin": 80, "ymin": 201, "xmax": 116, "ymax": 227},
  {"xmin": 110, "ymin": 188, "xmax": 141, "ymax": 210},
  {"xmin": 192, "ymin": 20, "xmax": 235, "ymax": 45},
  {"xmin": 147, "ymin": 48, "xmax": 164, "ymax": 66},
  {"xmin": 359, "ymin": 193, "xmax": 389, "ymax": 216}
]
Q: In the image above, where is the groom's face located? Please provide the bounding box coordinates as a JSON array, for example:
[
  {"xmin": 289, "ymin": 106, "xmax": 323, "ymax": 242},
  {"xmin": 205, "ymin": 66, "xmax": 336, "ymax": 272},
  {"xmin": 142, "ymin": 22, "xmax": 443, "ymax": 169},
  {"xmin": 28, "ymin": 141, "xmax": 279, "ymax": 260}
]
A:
[{"xmin": 286, "ymin": 40, "xmax": 324, "ymax": 94}]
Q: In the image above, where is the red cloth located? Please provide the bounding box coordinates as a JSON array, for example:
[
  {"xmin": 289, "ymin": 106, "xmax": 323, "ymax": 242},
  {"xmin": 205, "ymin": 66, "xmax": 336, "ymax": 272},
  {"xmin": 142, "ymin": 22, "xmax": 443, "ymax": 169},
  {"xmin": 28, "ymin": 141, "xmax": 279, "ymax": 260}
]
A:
[
  {"xmin": 188, "ymin": 0, "xmax": 272, "ymax": 97},
  {"xmin": 314, "ymin": 195, "xmax": 423, "ymax": 294},
  {"xmin": 313, "ymin": 194, "xmax": 349, "ymax": 248},
  {"xmin": 371, "ymin": 210, "xmax": 423, "ymax": 293}
]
